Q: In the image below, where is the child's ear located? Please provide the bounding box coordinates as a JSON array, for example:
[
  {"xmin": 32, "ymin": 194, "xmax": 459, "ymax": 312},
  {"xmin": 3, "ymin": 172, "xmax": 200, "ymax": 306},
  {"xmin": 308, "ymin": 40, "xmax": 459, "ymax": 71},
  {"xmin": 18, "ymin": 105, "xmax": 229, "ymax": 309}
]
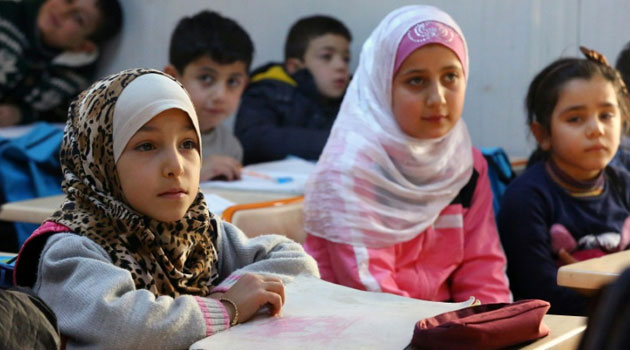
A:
[
  {"xmin": 530, "ymin": 122, "xmax": 551, "ymax": 151},
  {"xmin": 285, "ymin": 58, "xmax": 304, "ymax": 74},
  {"xmin": 163, "ymin": 64, "xmax": 181, "ymax": 80}
]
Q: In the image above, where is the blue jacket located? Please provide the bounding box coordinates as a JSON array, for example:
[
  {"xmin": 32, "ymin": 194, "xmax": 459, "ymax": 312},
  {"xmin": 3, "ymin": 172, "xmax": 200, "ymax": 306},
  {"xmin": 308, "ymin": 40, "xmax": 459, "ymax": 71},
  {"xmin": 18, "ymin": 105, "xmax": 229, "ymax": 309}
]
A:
[{"xmin": 234, "ymin": 63, "xmax": 342, "ymax": 164}]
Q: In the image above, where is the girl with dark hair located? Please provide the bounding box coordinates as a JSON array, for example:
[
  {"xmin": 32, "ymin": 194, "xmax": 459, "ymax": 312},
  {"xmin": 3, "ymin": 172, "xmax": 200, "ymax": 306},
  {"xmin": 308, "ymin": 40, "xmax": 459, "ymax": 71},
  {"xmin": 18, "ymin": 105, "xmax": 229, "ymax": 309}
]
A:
[{"xmin": 498, "ymin": 47, "xmax": 630, "ymax": 315}]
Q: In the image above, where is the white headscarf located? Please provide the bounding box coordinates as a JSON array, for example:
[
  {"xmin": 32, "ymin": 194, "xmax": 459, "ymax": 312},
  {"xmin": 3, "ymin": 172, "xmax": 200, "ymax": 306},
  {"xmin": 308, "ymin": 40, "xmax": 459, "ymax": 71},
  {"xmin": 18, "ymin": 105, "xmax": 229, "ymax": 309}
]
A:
[
  {"xmin": 113, "ymin": 73, "xmax": 201, "ymax": 162},
  {"xmin": 303, "ymin": 5, "xmax": 474, "ymax": 248}
]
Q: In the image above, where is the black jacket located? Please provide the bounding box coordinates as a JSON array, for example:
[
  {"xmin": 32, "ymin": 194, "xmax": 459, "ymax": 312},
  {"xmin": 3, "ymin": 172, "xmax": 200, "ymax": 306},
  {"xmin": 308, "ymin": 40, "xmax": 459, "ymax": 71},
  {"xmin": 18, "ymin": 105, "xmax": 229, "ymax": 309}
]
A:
[{"xmin": 234, "ymin": 63, "xmax": 342, "ymax": 164}]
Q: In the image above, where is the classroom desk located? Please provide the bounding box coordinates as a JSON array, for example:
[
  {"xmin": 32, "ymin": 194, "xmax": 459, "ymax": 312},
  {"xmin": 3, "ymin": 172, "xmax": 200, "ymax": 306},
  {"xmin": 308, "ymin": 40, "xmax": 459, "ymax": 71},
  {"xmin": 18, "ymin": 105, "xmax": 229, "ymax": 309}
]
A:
[
  {"xmin": 0, "ymin": 189, "xmax": 294, "ymax": 224},
  {"xmin": 557, "ymin": 250, "xmax": 630, "ymax": 291},
  {"xmin": 517, "ymin": 314, "xmax": 586, "ymax": 350},
  {"xmin": 190, "ymin": 313, "xmax": 586, "ymax": 350},
  {"xmin": 190, "ymin": 276, "xmax": 586, "ymax": 350}
]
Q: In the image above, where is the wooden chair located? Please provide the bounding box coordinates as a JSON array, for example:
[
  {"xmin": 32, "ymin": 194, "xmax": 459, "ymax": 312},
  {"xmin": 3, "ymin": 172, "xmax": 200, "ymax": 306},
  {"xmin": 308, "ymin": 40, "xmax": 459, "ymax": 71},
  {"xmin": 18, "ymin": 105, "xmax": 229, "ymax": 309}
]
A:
[{"xmin": 222, "ymin": 196, "xmax": 306, "ymax": 243}]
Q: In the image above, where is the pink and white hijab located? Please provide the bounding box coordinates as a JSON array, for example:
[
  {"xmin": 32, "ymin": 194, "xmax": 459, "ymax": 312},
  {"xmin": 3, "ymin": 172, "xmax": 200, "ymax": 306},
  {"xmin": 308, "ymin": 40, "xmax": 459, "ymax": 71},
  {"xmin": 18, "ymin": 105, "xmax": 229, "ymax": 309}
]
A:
[{"xmin": 303, "ymin": 5, "xmax": 474, "ymax": 248}]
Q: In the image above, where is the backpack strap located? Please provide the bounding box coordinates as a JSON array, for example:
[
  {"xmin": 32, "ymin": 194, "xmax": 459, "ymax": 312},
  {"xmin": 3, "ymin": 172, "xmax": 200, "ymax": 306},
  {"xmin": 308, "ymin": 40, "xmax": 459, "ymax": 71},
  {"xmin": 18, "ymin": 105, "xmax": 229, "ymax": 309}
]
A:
[
  {"xmin": 450, "ymin": 169, "xmax": 479, "ymax": 208},
  {"xmin": 13, "ymin": 221, "xmax": 71, "ymax": 288}
]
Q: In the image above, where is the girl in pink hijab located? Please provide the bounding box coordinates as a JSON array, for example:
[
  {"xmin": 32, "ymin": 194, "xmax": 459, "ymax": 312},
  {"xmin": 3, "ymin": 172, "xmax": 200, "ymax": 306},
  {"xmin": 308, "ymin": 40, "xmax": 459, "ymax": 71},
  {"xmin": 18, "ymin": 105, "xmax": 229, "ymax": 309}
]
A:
[{"xmin": 303, "ymin": 5, "xmax": 511, "ymax": 303}]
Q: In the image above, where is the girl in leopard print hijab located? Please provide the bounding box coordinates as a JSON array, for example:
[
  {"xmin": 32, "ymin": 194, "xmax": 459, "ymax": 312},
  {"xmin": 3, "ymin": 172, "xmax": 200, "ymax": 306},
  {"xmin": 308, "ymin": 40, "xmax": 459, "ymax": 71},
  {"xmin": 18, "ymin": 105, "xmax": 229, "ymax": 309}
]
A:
[
  {"xmin": 55, "ymin": 68, "xmax": 218, "ymax": 297},
  {"xmin": 16, "ymin": 68, "xmax": 318, "ymax": 349}
]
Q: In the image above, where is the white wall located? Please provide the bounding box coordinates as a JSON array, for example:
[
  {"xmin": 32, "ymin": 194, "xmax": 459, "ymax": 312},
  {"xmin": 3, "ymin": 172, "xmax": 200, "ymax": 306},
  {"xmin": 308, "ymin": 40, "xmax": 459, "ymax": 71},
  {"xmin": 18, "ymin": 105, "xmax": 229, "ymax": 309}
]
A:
[{"xmin": 97, "ymin": 0, "xmax": 630, "ymax": 159}]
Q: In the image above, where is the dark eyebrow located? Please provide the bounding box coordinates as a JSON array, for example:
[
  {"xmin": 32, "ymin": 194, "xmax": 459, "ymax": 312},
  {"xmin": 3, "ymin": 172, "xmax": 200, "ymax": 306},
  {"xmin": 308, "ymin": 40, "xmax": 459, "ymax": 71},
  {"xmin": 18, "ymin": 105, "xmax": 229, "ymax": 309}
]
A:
[
  {"xmin": 136, "ymin": 125, "xmax": 157, "ymax": 132},
  {"xmin": 559, "ymin": 102, "xmax": 617, "ymax": 115},
  {"xmin": 229, "ymin": 72, "xmax": 245, "ymax": 78},
  {"xmin": 196, "ymin": 66, "xmax": 218, "ymax": 74},
  {"xmin": 398, "ymin": 65, "xmax": 461, "ymax": 76},
  {"xmin": 135, "ymin": 121, "xmax": 197, "ymax": 133},
  {"xmin": 318, "ymin": 46, "xmax": 350, "ymax": 54}
]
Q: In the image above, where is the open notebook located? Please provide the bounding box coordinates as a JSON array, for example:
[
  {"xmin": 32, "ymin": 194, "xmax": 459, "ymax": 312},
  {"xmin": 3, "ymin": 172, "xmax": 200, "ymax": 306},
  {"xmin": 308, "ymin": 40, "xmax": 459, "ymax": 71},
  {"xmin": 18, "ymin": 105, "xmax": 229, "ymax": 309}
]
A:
[
  {"xmin": 190, "ymin": 275, "xmax": 475, "ymax": 350},
  {"xmin": 201, "ymin": 193, "xmax": 235, "ymax": 216},
  {"xmin": 200, "ymin": 157, "xmax": 316, "ymax": 194}
]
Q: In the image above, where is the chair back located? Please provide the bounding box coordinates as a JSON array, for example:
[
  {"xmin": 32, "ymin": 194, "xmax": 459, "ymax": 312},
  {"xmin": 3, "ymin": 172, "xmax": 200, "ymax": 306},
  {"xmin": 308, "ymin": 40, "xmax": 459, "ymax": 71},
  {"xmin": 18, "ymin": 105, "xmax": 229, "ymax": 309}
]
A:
[{"xmin": 222, "ymin": 196, "xmax": 306, "ymax": 243}]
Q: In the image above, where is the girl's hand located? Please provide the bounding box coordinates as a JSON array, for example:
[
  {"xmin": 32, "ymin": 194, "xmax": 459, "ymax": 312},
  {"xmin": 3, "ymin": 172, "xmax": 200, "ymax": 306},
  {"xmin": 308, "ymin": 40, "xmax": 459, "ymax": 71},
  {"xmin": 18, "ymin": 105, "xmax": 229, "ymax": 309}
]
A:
[
  {"xmin": 558, "ymin": 248, "xmax": 579, "ymax": 265},
  {"xmin": 0, "ymin": 104, "xmax": 22, "ymax": 127},
  {"xmin": 201, "ymin": 155, "xmax": 242, "ymax": 182},
  {"xmin": 213, "ymin": 273, "xmax": 285, "ymax": 324}
]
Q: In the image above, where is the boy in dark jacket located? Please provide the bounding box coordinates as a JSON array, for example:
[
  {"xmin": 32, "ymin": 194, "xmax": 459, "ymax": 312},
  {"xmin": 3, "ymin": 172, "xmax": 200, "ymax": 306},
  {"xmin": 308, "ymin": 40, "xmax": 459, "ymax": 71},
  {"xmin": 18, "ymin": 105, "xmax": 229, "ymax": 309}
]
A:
[
  {"xmin": 0, "ymin": 0, "xmax": 123, "ymax": 126},
  {"xmin": 234, "ymin": 15, "xmax": 351, "ymax": 164}
]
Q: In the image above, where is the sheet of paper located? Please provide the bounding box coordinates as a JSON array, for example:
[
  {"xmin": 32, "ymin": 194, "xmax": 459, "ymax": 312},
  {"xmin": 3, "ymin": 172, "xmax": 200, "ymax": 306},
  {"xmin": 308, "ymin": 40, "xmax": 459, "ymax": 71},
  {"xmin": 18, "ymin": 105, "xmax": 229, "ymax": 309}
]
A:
[
  {"xmin": 200, "ymin": 158, "xmax": 316, "ymax": 194},
  {"xmin": 190, "ymin": 275, "xmax": 474, "ymax": 350},
  {"xmin": 202, "ymin": 193, "xmax": 235, "ymax": 216}
]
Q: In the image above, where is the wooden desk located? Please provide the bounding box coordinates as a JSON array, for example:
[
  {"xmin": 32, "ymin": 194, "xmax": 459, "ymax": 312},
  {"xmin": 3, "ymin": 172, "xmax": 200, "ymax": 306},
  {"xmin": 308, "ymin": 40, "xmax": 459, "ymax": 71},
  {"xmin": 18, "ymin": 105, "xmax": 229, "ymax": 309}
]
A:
[
  {"xmin": 0, "ymin": 195, "xmax": 61, "ymax": 224},
  {"xmin": 190, "ymin": 276, "xmax": 586, "ymax": 350},
  {"xmin": 191, "ymin": 276, "xmax": 476, "ymax": 349},
  {"xmin": 557, "ymin": 250, "xmax": 630, "ymax": 291},
  {"xmin": 517, "ymin": 314, "xmax": 586, "ymax": 350},
  {"xmin": 0, "ymin": 190, "xmax": 293, "ymax": 224}
]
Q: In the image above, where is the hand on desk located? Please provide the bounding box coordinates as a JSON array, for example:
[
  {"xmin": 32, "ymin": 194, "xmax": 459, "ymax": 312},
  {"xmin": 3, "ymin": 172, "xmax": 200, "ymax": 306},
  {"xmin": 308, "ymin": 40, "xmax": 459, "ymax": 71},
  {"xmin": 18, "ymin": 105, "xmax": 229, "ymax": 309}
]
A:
[
  {"xmin": 201, "ymin": 155, "xmax": 242, "ymax": 182},
  {"xmin": 211, "ymin": 273, "xmax": 285, "ymax": 325}
]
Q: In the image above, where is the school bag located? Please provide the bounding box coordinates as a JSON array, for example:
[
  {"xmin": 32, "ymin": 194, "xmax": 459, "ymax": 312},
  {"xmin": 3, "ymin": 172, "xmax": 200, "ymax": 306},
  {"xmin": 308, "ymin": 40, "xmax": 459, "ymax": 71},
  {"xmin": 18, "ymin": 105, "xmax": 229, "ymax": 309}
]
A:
[
  {"xmin": 0, "ymin": 287, "xmax": 61, "ymax": 350},
  {"xmin": 481, "ymin": 147, "xmax": 516, "ymax": 216},
  {"xmin": 0, "ymin": 122, "xmax": 64, "ymax": 250},
  {"xmin": 0, "ymin": 255, "xmax": 16, "ymax": 288},
  {"xmin": 408, "ymin": 299, "xmax": 550, "ymax": 350}
]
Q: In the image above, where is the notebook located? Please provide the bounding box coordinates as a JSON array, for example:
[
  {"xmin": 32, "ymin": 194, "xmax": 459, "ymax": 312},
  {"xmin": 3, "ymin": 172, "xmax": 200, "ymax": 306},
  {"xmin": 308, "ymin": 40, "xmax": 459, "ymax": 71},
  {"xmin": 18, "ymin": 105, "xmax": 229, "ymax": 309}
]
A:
[
  {"xmin": 190, "ymin": 275, "xmax": 474, "ymax": 350},
  {"xmin": 202, "ymin": 193, "xmax": 235, "ymax": 216},
  {"xmin": 200, "ymin": 157, "xmax": 316, "ymax": 194}
]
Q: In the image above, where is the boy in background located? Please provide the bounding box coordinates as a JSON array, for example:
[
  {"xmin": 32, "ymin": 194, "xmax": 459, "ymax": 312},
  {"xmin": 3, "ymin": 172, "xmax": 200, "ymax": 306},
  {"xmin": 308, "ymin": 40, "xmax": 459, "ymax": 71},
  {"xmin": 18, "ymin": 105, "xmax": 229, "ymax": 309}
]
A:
[
  {"xmin": 234, "ymin": 15, "xmax": 351, "ymax": 164},
  {"xmin": 165, "ymin": 10, "xmax": 252, "ymax": 181},
  {"xmin": 0, "ymin": 0, "xmax": 123, "ymax": 126}
]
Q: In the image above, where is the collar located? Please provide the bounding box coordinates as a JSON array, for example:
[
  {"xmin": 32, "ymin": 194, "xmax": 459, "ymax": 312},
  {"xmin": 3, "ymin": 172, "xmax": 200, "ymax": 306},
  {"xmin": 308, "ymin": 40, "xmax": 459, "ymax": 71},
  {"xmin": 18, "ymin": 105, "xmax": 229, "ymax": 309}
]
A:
[{"xmin": 545, "ymin": 160, "xmax": 605, "ymax": 197}]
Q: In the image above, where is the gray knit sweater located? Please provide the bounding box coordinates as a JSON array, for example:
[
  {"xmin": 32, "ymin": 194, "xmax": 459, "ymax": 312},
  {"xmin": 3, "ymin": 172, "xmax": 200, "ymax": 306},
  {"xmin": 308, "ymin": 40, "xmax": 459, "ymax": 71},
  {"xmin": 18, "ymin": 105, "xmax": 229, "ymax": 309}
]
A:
[{"xmin": 32, "ymin": 219, "xmax": 319, "ymax": 350}]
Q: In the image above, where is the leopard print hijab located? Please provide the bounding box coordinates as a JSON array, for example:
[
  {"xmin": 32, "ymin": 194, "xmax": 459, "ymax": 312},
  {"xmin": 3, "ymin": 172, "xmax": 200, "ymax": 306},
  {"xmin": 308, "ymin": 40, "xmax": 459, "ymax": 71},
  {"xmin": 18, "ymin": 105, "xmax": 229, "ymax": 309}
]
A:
[{"xmin": 48, "ymin": 68, "xmax": 219, "ymax": 297}]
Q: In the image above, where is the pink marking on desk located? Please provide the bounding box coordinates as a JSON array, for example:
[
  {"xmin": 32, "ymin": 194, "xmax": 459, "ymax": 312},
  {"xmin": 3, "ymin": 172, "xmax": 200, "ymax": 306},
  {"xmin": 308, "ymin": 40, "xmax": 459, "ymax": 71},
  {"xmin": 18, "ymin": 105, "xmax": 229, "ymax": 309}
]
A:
[{"xmin": 241, "ymin": 315, "xmax": 359, "ymax": 343}]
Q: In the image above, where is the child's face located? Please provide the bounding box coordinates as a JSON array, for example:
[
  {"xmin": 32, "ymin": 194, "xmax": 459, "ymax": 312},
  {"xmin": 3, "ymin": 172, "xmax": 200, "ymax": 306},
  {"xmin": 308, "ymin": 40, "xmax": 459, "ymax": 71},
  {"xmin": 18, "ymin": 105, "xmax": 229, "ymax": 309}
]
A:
[
  {"xmin": 116, "ymin": 109, "xmax": 201, "ymax": 222},
  {"xmin": 37, "ymin": 0, "xmax": 100, "ymax": 51},
  {"xmin": 169, "ymin": 57, "xmax": 248, "ymax": 134},
  {"xmin": 300, "ymin": 34, "xmax": 350, "ymax": 99},
  {"xmin": 543, "ymin": 75, "xmax": 622, "ymax": 180},
  {"xmin": 391, "ymin": 44, "xmax": 466, "ymax": 139}
]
